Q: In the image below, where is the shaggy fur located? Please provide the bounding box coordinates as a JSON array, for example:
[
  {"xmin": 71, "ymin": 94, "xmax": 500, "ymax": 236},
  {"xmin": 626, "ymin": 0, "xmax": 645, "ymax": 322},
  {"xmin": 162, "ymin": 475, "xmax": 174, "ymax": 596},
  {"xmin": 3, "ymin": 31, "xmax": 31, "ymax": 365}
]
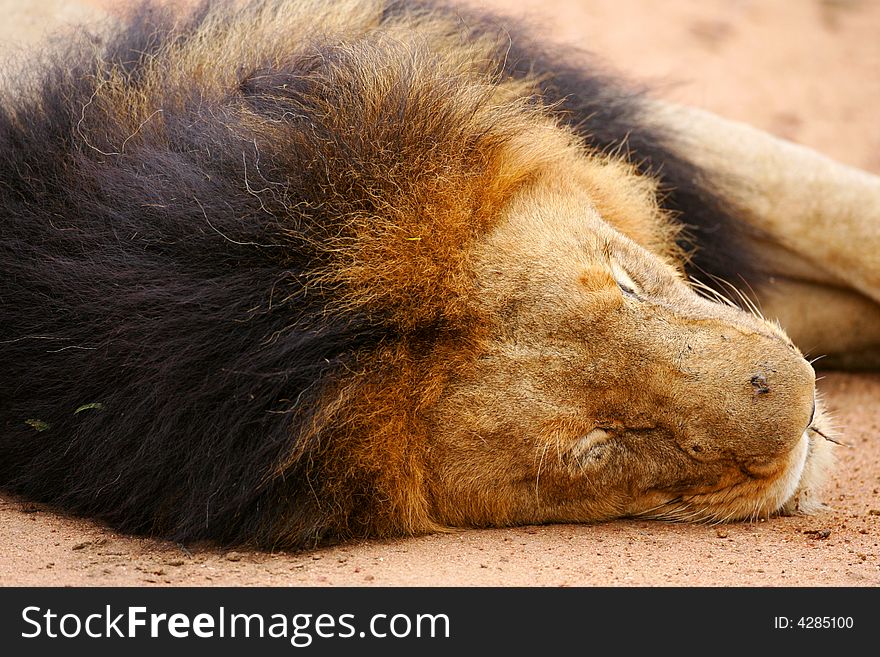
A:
[{"xmin": 0, "ymin": 0, "xmax": 814, "ymax": 548}]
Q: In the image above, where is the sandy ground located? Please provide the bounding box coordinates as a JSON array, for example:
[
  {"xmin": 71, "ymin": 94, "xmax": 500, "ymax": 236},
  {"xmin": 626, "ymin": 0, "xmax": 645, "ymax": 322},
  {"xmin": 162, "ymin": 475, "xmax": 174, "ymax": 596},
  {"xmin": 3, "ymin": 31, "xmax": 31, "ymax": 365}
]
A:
[{"xmin": 1, "ymin": 0, "xmax": 878, "ymax": 587}]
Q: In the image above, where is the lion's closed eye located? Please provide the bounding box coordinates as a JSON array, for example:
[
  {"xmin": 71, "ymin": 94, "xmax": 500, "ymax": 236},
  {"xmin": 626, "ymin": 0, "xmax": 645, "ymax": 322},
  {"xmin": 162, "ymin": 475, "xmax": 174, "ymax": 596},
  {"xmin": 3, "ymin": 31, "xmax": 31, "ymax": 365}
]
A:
[{"xmin": 610, "ymin": 260, "xmax": 640, "ymax": 298}]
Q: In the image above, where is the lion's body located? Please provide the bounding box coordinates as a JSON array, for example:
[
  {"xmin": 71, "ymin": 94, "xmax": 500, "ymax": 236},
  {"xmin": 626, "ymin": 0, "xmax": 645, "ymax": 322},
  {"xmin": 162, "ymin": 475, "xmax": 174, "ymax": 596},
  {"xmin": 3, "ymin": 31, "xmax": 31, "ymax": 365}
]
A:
[{"xmin": 0, "ymin": 0, "xmax": 874, "ymax": 549}]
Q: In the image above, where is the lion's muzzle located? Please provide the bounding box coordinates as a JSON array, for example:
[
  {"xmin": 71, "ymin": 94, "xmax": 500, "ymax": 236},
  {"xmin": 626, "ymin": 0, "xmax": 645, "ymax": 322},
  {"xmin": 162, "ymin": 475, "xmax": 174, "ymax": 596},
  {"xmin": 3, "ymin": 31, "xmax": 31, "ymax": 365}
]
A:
[{"xmin": 671, "ymin": 323, "xmax": 817, "ymax": 464}]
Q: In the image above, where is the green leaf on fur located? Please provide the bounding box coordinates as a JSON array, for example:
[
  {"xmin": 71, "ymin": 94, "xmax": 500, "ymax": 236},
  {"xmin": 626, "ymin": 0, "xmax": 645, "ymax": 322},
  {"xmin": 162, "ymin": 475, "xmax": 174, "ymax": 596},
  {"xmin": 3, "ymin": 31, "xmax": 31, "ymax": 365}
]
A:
[
  {"xmin": 25, "ymin": 419, "xmax": 51, "ymax": 432},
  {"xmin": 74, "ymin": 402, "xmax": 105, "ymax": 414}
]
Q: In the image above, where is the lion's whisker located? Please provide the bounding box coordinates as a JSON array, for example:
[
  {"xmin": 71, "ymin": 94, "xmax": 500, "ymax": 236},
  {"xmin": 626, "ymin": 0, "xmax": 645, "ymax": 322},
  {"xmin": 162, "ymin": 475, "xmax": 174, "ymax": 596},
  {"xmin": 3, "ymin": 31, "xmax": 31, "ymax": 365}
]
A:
[
  {"xmin": 534, "ymin": 441, "xmax": 551, "ymax": 506},
  {"xmin": 736, "ymin": 274, "xmax": 766, "ymax": 319},
  {"xmin": 809, "ymin": 425, "xmax": 847, "ymax": 447},
  {"xmin": 632, "ymin": 497, "xmax": 681, "ymax": 518}
]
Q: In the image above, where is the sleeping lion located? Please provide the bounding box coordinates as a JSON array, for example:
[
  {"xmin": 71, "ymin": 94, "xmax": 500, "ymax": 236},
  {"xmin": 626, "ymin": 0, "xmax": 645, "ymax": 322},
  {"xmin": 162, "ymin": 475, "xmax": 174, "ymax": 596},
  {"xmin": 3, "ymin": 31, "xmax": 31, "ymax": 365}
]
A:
[{"xmin": 1, "ymin": 0, "xmax": 877, "ymax": 549}]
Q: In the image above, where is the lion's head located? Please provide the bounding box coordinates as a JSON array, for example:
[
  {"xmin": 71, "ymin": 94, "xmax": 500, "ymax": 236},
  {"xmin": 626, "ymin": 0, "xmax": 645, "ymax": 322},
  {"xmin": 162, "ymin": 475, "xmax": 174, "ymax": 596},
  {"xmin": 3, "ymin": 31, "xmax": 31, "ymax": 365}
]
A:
[{"xmin": 420, "ymin": 147, "xmax": 834, "ymax": 529}]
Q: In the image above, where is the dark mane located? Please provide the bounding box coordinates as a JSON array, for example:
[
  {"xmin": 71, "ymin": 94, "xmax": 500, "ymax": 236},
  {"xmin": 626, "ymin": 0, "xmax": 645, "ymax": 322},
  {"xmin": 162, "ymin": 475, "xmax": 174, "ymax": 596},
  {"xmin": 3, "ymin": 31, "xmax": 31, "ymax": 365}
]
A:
[{"xmin": 0, "ymin": 0, "xmax": 758, "ymax": 548}]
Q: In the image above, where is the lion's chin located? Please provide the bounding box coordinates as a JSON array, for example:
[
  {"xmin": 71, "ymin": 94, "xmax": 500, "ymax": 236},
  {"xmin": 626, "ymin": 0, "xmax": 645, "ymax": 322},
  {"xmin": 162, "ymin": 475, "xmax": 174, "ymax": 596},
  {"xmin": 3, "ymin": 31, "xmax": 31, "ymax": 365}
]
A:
[
  {"xmin": 777, "ymin": 426, "xmax": 836, "ymax": 516},
  {"xmin": 767, "ymin": 430, "xmax": 812, "ymax": 514}
]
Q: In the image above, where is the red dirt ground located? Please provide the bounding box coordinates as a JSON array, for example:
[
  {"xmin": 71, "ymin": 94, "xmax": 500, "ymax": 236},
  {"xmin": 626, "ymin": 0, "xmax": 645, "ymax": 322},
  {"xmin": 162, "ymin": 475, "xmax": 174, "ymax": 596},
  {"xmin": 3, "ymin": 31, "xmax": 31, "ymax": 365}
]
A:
[{"xmin": 1, "ymin": 0, "xmax": 878, "ymax": 587}]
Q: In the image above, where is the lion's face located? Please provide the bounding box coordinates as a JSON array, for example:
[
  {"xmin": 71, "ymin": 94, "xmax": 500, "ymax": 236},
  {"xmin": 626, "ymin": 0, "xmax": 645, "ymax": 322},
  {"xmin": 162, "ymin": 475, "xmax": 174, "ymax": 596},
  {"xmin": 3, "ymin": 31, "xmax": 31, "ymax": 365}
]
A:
[{"xmin": 423, "ymin": 158, "xmax": 834, "ymax": 528}]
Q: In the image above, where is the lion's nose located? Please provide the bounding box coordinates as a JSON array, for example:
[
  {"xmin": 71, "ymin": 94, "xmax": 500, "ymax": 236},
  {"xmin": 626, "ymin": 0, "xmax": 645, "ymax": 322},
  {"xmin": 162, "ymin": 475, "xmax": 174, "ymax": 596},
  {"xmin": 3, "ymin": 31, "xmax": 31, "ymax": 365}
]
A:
[
  {"xmin": 745, "ymin": 355, "xmax": 816, "ymax": 446},
  {"xmin": 750, "ymin": 374, "xmax": 771, "ymax": 394},
  {"xmin": 663, "ymin": 295, "xmax": 820, "ymax": 462}
]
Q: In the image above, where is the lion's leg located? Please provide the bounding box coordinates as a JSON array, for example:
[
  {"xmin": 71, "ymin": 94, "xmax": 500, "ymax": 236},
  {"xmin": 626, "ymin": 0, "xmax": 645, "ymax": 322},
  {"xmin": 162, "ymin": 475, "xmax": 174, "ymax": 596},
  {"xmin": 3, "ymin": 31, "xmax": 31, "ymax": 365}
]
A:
[
  {"xmin": 650, "ymin": 102, "xmax": 880, "ymax": 365},
  {"xmin": 758, "ymin": 278, "xmax": 880, "ymax": 369}
]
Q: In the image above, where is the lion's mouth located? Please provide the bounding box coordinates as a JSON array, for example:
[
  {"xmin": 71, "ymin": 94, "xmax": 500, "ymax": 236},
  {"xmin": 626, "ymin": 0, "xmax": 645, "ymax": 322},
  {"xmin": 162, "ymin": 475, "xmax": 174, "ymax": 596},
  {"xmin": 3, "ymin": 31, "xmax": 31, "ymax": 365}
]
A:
[
  {"xmin": 694, "ymin": 431, "xmax": 812, "ymax": 522},
  {"xmin": 635, "ymin": 423, "xmax": 835, "ymax": 524}
]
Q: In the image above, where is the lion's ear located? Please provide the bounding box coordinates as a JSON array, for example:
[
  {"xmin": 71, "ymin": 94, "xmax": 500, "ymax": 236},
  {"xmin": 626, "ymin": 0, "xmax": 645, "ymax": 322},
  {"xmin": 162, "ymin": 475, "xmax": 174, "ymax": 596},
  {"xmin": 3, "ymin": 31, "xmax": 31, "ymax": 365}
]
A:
[{"xmin": 567, "ymin": 429, "xmax": 613, "ymax": 463}]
